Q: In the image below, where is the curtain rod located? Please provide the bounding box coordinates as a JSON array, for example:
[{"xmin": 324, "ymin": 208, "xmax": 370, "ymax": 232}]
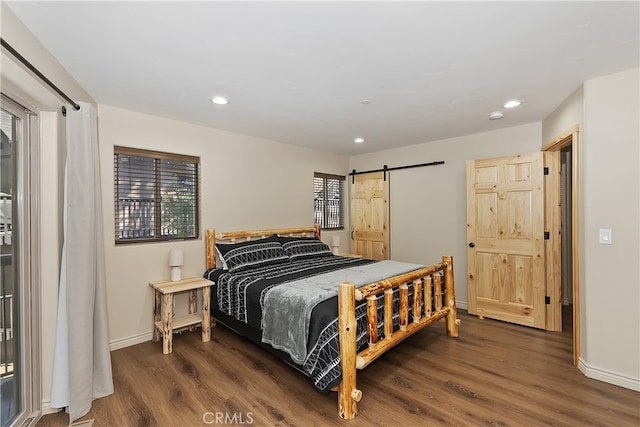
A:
[
  {"xmin": 1, "ymin": 37, "xmax": 81, "ymax": 114},
  {"xmin": 349, "ymin": 160, "xmax": 444, "ymax": 182}
]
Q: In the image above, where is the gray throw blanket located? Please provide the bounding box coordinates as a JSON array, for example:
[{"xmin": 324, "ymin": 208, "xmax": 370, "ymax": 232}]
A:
[{"xmin": 261, "ymin": 260, "xmax": 423, "ymax": 364}]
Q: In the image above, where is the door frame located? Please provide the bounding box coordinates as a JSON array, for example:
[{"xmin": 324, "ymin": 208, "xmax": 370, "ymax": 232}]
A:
[{"xmin": 542, "ymin": 125, "xmax": 580, "ymax": 366}]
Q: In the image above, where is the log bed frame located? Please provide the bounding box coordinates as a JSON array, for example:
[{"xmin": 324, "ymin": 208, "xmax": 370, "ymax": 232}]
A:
[{"xmin": 205, "ymin": 225, "xmax": 459, "ymax": 420}]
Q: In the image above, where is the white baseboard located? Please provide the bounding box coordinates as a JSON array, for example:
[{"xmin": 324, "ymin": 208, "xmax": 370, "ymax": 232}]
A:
[
  {"xmin": 578, "ymin": 357, "xmax": 640, "ymax": 392},
  {"xmin": 456, "ymin": 300, "xmax": 468, "ymax": 310},
  {"xmin": 109, "ymin": 331, "xmax": 153, "ymax": 351},
  {"xmin": 41, "ymin": 398, "xmax": 62, "ymax": 416}
]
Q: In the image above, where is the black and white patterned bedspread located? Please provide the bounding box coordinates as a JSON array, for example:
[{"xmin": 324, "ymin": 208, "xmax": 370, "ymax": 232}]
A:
[{"xmin": 204, "ymin": 256, "xmax": 432, "ymax": 393}]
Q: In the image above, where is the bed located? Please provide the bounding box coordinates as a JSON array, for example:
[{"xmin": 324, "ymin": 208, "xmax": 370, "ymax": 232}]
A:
[{"xmin": 204, "ymin": 225, "xmax": 459, "ymax": 420}]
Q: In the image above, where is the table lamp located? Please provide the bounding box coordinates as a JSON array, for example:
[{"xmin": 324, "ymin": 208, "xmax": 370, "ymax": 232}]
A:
[
  {"xmin": 169, "ymin": 249, "xmax": 184, "ymax": 282},
  {"xmin": 331, "ymin": 235, "xmax": 340, "ymax": 255}
]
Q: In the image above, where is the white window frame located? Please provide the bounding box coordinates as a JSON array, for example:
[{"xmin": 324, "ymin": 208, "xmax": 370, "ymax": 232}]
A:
[{"xmin": 1, "ymin": 94, "xmax": 41, "ymax": 427}]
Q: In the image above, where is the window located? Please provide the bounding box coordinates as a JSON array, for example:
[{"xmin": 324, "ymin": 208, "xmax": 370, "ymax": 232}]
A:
[
  {"xmin": 314, "ymin": 172, "xmax": 345, "ymax": 230},
  {"xmin": 114, "ymin": 146, "xmax": 199, "ymax": 243}
]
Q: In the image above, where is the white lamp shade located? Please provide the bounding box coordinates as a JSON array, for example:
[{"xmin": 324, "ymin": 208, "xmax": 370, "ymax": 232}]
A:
[
  {"xmin": 331, "ymin": 235, "xmax": 340, "ymax": 255},
  {"xmin": 168, "ymin": 249, "xmax": 184, "ymax": 267}
]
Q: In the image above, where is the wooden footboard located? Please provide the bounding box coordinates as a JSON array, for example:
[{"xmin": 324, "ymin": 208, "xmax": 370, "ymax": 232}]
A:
[{"xmin": 337, "ymin": 255, "xmax": 459, "ymax": 420}]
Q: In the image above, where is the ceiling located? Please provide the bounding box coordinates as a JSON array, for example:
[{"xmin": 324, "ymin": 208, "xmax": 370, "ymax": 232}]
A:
[{"xmin": 5, "ymin": 1, "xmax": 639, "ymax": 155}]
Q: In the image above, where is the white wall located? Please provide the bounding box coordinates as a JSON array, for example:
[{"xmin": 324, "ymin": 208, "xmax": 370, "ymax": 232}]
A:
[
  {"xmin": 542, "ymin": 85, "xmax": 583, "ymax": 144},
  {"xmin": 542, "ymin": 68, "xmax": 640, "ymax": 391},
  {"xmin": 581, "ymin": 68, "xmax": 639, "ymax": 389},
  {"xmin": 97, "ymin": 105, "xmax": 349, "ymax": 347},
  {"xmin": 38, "ymin": 111, "xmax": 62, "ymax": 411},
  {"xmin": 349, "ymin": 123, "xmax": 543, "ymax": 308}
]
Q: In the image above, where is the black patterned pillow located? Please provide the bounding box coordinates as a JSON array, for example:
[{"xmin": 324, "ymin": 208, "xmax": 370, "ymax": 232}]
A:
[
  {"xmin": 278, "ymin": 236, "xmax": 333, "ymax": 261},
  {"xmin": 216, "ymin": 235, "xmax": 289, "ymax": 272}
]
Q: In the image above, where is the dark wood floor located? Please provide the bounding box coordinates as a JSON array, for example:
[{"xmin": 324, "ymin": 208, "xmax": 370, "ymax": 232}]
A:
[{"xmin": 38, "ymin": 308, "xmax": 639, "ymax": 427}]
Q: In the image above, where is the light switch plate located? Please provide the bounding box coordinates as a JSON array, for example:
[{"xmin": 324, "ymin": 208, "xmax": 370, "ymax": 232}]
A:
[{"xmin": 599, "ymin": 228, "xmax": 612, "ymax": 244}]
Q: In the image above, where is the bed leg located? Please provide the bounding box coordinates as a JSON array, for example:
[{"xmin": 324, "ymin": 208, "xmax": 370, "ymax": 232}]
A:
[
  {"xmin": 443, "ymin": 255, "xmax": 459, "ymax": 338},
  {"xmin": 338, "ymin": 281, "xmax": 360, "ymax": 420}
]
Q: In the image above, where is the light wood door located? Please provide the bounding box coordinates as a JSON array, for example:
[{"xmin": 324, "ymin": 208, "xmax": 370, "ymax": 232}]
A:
[
  {"xmin": 466, "ymin": 153, "xmax": 546, "ymax": 328},
  {"xmin": 350, "ymin": 172, "xmax": 389, "ymax": 260}
]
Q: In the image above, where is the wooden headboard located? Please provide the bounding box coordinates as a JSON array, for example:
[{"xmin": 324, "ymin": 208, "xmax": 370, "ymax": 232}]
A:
[{"xmin": 205, "ymin": 225, "xmax": 321, "ymax": 270}]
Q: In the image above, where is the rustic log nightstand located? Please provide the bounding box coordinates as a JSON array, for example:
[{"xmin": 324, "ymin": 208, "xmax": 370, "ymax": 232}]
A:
[{"xmin": 149, "ymin": 277, "xmax": 213, "ymax": 354}]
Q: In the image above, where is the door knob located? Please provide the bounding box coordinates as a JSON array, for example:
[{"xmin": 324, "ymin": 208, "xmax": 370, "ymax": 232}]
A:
[{"xmin": 468, "ymin": 242, "xmax": 475, "ymax": 248}]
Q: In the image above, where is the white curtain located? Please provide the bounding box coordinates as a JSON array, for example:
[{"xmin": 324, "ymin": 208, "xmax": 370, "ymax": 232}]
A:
[{"xmin": 50, "ymin": 102, "xmax": 113, "ymax": 422}]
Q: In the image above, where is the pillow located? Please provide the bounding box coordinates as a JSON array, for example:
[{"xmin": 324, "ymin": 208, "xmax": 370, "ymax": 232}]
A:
[
  {"xmin": 214, "ymin": 246, "xmax": 230, "ymax": 270},
  {"xmin": 276, "ymin": 235, "xmax": 317, "ymax": 245},
  {"xmin": 215, "ymin": 234, "xmax": 289, "ymax": 272},
  {"xmin": 278, "ymin": 236, "xmax": 333, "ymax": 261}
]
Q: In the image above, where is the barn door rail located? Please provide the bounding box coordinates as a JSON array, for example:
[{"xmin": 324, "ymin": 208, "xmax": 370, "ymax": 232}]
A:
[{"xmin": 349, "ymin": 160, "xmax": 444, "ymax": 183}]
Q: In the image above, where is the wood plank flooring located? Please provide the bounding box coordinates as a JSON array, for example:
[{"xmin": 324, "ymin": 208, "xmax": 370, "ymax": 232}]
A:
[{"xmin": 37, "ymin": 308, "xmax": 639, "ymax": 426}]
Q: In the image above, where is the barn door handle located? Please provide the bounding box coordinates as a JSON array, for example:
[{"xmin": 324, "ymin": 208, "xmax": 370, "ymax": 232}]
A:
[
  {"xmin": 468, "ymin": 242, "xmax": 475, "ymax": 248},
  {"xmin": 350, "ymin": 230, "xmax": 355, "ymax": 240}
]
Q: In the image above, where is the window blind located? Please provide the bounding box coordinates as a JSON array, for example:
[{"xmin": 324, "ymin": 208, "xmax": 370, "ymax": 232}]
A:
[
  {"xmin": 314, "ymin": 172, "xmax": 345, "ymax": 230},
  {"xmin": 114, "ymin": 146, "xmax": 199, "ymax": 243}
]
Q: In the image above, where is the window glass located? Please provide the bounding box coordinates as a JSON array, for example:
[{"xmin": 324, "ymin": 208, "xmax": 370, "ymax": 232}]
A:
[
  {"xmin": 114, "ymin": 147, "xmax": 199, "ymax": 243},
  {"xmin": 313, "ymin": 172, "xmax": 344, "ymax": 230}
]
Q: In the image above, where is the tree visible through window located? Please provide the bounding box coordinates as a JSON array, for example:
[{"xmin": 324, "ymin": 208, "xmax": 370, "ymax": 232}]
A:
[
  {"xmin": 114, "ymin": 146, "xmax": 199, "ymax": 243},
  {"xmin": 314, "ymin": 172, "xmax": 345, "ymax": 229}
]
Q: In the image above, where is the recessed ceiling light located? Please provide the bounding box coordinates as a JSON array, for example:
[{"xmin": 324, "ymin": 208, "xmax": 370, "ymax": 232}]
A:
[
  {"xmin": 503, "ymin": 100, "xmax": 521, "ymax": 109},
  {"xmin": 211, "ymin": 96, "xmax": 228, "ymax": 105},
  {"xmin": 489, "ymin": 111, "xmax": 504, "ymax": 120},
  {"xmin": 354, "ymin": 137, "xmax": 365, "ymax": 143}
]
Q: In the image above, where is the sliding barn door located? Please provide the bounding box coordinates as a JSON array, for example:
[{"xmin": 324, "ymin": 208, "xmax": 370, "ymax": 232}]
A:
[
  {"xmin": 350, "ymin": 172, "xmax": 389, "ymax": 260},
  {"xmin": 466, "ymin": 153, "xmax": 546, "ymax": 329}
]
